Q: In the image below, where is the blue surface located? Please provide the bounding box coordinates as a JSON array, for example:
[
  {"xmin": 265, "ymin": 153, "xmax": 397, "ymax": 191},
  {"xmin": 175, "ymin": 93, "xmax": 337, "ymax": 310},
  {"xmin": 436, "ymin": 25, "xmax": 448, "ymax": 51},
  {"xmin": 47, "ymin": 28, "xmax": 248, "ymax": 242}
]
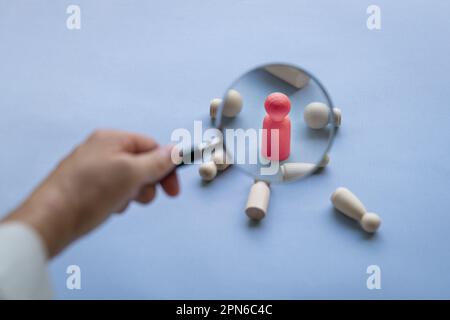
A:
[{"xmin": 1, "ymin": 0, "xmax": 450, "ymax": 299}]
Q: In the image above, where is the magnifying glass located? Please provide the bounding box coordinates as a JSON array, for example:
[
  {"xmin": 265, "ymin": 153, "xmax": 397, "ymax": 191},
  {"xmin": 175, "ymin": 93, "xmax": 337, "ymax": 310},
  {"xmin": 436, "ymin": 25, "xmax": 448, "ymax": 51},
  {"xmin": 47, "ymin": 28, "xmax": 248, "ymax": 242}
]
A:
[{"xmin": 174, "ymin": 63, "xmax": 337, "ymax": 215}]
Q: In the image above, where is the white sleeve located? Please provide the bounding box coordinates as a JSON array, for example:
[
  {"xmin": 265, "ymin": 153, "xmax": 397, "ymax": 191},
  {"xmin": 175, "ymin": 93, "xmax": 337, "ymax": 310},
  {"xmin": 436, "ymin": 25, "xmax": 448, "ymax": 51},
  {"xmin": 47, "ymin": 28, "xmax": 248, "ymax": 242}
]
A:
[{"xmin": 0, "ymin": 222, "xmax": 53, "ymax": 299}]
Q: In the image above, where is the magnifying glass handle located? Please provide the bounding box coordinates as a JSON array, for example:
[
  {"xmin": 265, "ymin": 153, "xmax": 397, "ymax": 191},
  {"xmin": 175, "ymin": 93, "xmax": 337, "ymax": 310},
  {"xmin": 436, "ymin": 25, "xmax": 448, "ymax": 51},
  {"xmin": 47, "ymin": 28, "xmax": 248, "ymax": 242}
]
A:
[
  {"xmin": 175, "ymin": 137, "xmax": 222, "ymax": 168},
  {"xmin": 159, "ymin": 146, "xmax": 199, "ymax": 181},
  {"xmin": 175, "ymin": 146, "xmax": 197, "ymax": 168}
]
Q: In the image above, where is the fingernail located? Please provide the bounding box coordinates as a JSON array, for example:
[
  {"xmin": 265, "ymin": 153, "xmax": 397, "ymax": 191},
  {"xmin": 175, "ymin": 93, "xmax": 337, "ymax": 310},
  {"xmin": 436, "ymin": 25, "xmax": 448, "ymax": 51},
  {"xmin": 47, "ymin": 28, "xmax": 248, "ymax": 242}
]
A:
[{"xmin": 169, "ymin": 144, "xmax": 183, "ymax": 165}]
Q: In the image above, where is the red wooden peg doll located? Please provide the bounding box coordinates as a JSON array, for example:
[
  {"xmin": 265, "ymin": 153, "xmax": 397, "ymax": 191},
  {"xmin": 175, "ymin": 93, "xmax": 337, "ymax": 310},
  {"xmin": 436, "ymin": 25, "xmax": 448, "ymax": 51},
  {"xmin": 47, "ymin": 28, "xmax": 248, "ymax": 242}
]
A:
[{"xmin": 261, "ymin": 92, "xmax": 291, "ymax": 161}]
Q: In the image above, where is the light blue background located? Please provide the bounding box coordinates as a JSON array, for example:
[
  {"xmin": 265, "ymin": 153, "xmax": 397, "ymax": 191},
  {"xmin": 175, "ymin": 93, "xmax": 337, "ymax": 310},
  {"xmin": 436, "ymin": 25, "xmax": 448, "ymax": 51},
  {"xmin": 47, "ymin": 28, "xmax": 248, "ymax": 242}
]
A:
[{"xmin": 1, "ymin": 0, "xmax": 449, "ymax": 299}]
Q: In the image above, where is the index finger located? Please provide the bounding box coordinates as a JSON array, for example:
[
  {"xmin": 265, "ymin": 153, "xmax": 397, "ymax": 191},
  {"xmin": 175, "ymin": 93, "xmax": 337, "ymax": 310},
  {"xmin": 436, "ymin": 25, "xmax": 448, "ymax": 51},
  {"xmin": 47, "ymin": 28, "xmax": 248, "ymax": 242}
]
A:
[{"xmin": 122, "ymin": 132, "xmax": 159, "ymax": 154}]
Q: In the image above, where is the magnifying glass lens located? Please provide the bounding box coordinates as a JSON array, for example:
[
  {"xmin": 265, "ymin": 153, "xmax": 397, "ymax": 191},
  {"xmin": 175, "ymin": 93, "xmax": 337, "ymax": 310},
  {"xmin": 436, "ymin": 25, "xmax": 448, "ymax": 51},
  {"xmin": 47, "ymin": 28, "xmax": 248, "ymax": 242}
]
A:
[{"xmin": 216, "ymin": 63, "xmax": 336, "ymax": 183}]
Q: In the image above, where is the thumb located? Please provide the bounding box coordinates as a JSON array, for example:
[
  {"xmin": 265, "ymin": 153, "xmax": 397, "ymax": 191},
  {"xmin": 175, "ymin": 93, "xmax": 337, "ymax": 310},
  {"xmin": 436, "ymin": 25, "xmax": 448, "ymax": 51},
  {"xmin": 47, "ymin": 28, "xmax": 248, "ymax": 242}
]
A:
[{"xmin": 134, "ymin": 145, "xmax": 176, "ymax": 184}]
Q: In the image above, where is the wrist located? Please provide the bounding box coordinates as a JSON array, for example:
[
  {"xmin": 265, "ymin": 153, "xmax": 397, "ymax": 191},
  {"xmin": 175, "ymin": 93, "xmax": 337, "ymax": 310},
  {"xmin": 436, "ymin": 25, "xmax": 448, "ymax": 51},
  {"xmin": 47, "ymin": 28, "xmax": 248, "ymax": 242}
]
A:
[{"xmin": 3, "ymin": 181, "xmax": 78, "ymax": 258}]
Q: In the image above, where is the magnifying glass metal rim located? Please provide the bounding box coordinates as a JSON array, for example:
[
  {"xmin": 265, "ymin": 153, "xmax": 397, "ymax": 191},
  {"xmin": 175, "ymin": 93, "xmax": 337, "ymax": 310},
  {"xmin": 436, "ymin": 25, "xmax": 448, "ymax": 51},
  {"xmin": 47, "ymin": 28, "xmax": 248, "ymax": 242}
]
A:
[{"xmin": 215, "ymin": 62, "xmax": 337, "ymax": 184}]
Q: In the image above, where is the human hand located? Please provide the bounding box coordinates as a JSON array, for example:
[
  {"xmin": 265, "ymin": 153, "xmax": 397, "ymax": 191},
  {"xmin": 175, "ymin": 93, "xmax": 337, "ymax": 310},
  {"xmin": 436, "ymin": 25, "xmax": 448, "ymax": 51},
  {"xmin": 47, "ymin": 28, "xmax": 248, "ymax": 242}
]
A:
[{"xmin": 3, "ymin": 130, "xmax": 179, "ymax": 258}]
